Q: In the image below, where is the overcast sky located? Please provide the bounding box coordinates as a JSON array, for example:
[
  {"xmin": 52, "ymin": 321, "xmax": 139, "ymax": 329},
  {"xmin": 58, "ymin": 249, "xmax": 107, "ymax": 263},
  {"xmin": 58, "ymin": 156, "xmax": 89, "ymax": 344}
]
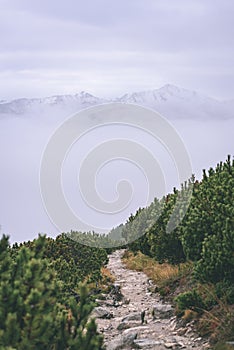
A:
[{"xmin": 0, "ymin": 0, "xmax": 234, "ymax": 100}]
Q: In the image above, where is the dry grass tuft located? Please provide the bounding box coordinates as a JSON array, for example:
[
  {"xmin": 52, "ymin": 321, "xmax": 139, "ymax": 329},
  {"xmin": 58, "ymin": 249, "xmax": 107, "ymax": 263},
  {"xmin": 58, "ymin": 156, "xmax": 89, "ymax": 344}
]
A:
[
  {"xmin": 122, "ymin": 251, "xmax": 191, "ymax": 290},
  {"xmin": 182, "ymin": 309, "xmax": 198, "ymax": 321},
  {"xmin": 98, "ymin": 267, "xmax": 115, "ymax": 292},
  {"xmin": 101, "ymin": 267, "xmax": 115, "ymax": 283},
  {"xmin": 199, "ymin": 303, "xmax": 234, "ymax": 344}
]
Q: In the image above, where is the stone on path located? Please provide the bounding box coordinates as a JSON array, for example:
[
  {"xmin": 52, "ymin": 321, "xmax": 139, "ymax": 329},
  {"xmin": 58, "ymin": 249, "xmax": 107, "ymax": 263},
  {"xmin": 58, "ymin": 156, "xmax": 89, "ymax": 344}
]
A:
[
  {"xmin": 117, "ymin": 320, "xmax": 141, "ymax": 330},
  {"xmin": 92, "ymin": 306, "xmax": 113, "ymax": 319},
  {"xmin": 122, "ymin": 325, "xmax": 149, "ymax": 335},
  {"xmin": 106, "ymin": 332, "xmax": 137, "ymax": 350},
  {"xmin": 133, "ymin": 338, "xmax": 164, "ymax": 349},
  {"xmin": 122, "ymin": 311, "xmax": 145, "ymax": 322},
  {"xmin": 152, "ymin": 304, "xmax": 173, "ymax": 319}
]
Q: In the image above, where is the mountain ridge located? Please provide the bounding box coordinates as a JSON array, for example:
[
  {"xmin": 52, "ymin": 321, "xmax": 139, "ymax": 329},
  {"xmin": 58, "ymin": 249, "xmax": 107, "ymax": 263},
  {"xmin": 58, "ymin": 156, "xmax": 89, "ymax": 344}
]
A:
[{"xmin": 1, "ymin": 84, "xmax": 233, "ymax": 120}]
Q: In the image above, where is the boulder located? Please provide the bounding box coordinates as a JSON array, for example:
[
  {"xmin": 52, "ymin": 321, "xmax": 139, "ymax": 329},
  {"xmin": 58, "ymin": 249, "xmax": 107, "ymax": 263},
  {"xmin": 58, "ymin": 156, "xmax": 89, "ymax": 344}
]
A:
[
  {"xmin": 92, "ymin": 306, "xmax": 113, "ymax": 319},
  {"xmin": 152, "ymin": 303, "xmax": 173, "ymax": 319},
  {"xmin": 109, "ymin": 283, "xmax": 124, "ymax": 301},
  {"xmin": 122, "ymin": 311, "xmax": 144, "ymax": 322},
  {"xmin": 117, "ymin": 320, "xmax": 141, "ymax": 330},
  {"xmin": 106, "ymin": 337, "xmax": 124, "ymax": 350},
  {"xmin": 106, "ymin": 332, "xmax": 137, "ymax": 350},
  {"xmin": 133, "ymin": 338, "xmax": 164, "ymax": 349},
  {"xmin": 164, "ymin": 342, "xmax": 178, "ymax": 348},
  {"xmin": 122, "ymin": 325, "xmax": 149, "ymax": 335}
]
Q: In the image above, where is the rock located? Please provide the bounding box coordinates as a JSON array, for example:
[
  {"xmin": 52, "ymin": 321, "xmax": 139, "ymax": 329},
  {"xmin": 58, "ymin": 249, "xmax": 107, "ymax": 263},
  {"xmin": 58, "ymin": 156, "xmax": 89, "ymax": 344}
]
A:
[
  {"xmin": 147, "ymin": 279, "xmax": 154, "ymax": 285},
  {"xmin": 195, "ymin": 337, "xmax": 202, "ymax": 342},
  {"xmin": 122, "ymin": 326, "xmax": 149, "ymax": 335},
  {"xmin": 133, "ymin": 338, "xmax": 163, "ymax": 349},
  {"xmin": 92, "ymin": 306, "xmax": 113, "ymax": 319},
  {"xmin": 122, "ymin": 311, "xmax": 144, "ymax": 322},
  {"xmin": 106, "ymin": 337, "xmax": 123, "ymax": 350},
  {"xmin": 152, "ymin": 303, "xmax": 173, "ymax": 319},
  {"xmin": 177, "ymin": 342, "xmax": 186, "ymax": 348},
  {"xmin": 164, "ymin": 343, "xmax": 177, "ymax": 348},
  {"xmin": 185, "ymin": 327, "xmax": 192, "ymax": 335},
  {"xmin": 123, "ymin": 331, "xmax": 138, "ymax": 344},
  {"xmin": 123, "ymin": 297, "xmax": 130, "ymax": 304},
  {"xmin": 162, "ymin": 336, "xmax": 186, "ymax": 348},
  {"xmin": 95, "ymin": 299, "xmax": 115, "ymax": 307},
  {"xmin": 128, "ymin": 307, "xmax": 137, "ymax": 312},
  {"xmin": 110, "ymin": 283, "xmax": 124, "ymax": 301},
  {"xmin": 177, "ymin": 328, "xmax": 186, "ymax": 336},
  {"xmin": 117, "ymin": 320, "xmax": 141, "ymax": 330},
  {"xmin": 113, "ymin": 300, "xmax": 121, "ymax": 307},
  {"xmin": 106, "ymin": 332, "xmax": 137, "ymax": 350}
]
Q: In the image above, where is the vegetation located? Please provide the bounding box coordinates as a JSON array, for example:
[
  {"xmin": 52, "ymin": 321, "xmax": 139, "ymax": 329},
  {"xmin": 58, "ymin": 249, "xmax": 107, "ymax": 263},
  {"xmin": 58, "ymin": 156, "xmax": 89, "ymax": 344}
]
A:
[
  {"xmin": 0, "ymin": 233, "xmax": 107, "ymax": 349},
  {"xmin": 122, "ymin": 156, "xmax": 234, "ymax": 346},
  {"xmin": 1, "ymin": 155, "xmax": 234, "ymax": 347},
  {"xmin": 122, "ymin": 250, "xmax": 192, "ymax": 294}
]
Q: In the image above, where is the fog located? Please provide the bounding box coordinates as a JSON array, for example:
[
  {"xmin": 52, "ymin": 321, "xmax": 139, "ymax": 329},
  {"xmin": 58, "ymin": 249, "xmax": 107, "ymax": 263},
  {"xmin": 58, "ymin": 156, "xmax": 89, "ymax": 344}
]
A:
[{"xmin": 0, "ymin": 110, "xmax": 233, "ymax": 243}]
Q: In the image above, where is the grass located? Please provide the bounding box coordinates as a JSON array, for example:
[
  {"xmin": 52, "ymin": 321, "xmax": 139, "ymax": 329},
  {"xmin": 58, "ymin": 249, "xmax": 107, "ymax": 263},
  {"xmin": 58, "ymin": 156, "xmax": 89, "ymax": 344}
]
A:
[
  {"xmin": 101, "ymin": 266, "xmax": 115, "ymax": 284},
  {"xmin": 83, "ymin": 266, "xmax": 115, "ymax": 299},
  {"xmin": 214, "ymin": 343, "xmax": 234, "ymax": 350},
  {"xmin": 122, "ymin": 250, "xmax": 192, "ymax": 294},
  {"xmin": 199, "ymin": 300, "xmax": 234, "ymax": 345}
]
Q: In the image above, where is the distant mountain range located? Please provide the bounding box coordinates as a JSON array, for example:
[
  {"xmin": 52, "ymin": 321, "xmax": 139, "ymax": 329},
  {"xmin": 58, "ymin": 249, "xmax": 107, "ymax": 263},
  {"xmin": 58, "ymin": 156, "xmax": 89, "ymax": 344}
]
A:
[{"xmin": 1, "ymin": 84, "xmax": 233, "ymax": 120}]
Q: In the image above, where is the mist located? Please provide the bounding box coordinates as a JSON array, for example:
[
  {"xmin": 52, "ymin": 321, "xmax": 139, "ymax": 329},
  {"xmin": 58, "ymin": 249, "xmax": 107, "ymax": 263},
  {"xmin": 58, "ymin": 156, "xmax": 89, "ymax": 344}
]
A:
[{"xmin": 0, "ymin": 109, "xmax": 233, "ymax": 243}]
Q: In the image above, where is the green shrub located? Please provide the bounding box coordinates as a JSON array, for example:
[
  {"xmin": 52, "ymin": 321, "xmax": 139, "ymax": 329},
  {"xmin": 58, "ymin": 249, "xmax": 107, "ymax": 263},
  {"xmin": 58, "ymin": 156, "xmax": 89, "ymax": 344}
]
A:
[
  {"xmin": 181, "ymin": 156, "xmax": 234, "ymax": 284},
  {"xmin": 0, "ymin": 235, "xmax": 104, "ymax": 349},
  {"xmin": 175, "ymin": 289, "xmax": 205, "ymax": 314}
]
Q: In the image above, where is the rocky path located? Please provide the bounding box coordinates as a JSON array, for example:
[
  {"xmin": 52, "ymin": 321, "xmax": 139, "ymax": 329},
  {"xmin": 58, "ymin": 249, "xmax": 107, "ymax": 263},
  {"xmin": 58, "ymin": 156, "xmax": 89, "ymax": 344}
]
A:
[{"xmin": 94, "ymin": 250, "xmax": 211, "ymax": 350}]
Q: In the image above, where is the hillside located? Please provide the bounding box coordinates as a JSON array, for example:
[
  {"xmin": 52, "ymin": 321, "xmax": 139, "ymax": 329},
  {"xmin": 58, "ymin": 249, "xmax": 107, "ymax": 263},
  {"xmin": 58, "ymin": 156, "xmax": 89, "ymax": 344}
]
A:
[{"xmin": 0, "ymin": 156, "xmax": 234, "ymax": 349}]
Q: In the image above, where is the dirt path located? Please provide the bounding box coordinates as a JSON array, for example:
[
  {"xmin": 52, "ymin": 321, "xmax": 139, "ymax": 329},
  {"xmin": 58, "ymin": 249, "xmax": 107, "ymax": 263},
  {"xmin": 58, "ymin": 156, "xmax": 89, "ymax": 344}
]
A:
[{"xmin": 95, "ymin": 250, "xmax": 211, "ymax": 350}]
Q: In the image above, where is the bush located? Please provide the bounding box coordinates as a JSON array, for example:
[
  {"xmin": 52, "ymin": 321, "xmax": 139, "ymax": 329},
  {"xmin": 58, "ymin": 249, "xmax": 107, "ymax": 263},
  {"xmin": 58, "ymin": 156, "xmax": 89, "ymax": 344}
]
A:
[
  {"xmin": 0, "ymin": 235, "xmax": 104, "ymax": 349},
  {"xmin": 175, "ymin": 289, "xmax": 205, "ymax": 314},
  {"xmin": 181, "ymin": 157, "xmax": 234, "ymax": 284}
]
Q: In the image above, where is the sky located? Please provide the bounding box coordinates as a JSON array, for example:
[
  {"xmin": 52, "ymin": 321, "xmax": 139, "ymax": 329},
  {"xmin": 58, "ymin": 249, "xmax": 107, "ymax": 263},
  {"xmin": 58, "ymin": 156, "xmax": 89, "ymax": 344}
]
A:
[{"xmin": 0, "ymin": 0, "xmax": 234, "ymax": 101}]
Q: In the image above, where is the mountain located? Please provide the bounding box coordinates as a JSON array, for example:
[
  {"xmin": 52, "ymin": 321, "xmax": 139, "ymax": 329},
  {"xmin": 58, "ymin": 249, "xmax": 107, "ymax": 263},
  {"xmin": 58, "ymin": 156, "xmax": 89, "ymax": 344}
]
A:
[
  {"xmin": 0, "ymin": 85, "xmax": 233, "ymax": 120},
  {"xmin": 0, "ymin": 91, "xmax": 106, "ymax": 115},
  {"xmin": 117, "ymin": 84, "xmax": 233, "ymax": 120}
]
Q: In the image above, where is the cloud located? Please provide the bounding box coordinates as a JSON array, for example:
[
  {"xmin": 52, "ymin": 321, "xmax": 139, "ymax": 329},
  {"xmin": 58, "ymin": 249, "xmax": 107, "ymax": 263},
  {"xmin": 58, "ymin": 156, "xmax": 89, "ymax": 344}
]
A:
[{"xmin": 0, "ymin": 0, "xmax": 233, "ymax": 99}]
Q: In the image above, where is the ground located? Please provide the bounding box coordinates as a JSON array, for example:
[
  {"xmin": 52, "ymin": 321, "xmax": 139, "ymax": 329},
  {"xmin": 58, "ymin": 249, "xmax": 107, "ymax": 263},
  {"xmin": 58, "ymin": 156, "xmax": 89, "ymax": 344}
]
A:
[{"xmin": 94, "ymin": 250, "xmax": 211, "ymax": 350}]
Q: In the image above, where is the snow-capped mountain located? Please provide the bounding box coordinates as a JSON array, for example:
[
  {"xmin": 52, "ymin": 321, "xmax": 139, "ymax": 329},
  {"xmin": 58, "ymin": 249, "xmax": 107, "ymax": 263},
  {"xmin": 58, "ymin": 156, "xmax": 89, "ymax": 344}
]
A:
[
  {"xmin": 117, "ymin": 84, "xmax": 233, "ymax": 120},
  {"xmin": 0, "ymin": 91, "xmax": 106, "ymax": 115},
  {"xmin": 0, "ymin": 84, "xmax": 233, "ymax": 120}
]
